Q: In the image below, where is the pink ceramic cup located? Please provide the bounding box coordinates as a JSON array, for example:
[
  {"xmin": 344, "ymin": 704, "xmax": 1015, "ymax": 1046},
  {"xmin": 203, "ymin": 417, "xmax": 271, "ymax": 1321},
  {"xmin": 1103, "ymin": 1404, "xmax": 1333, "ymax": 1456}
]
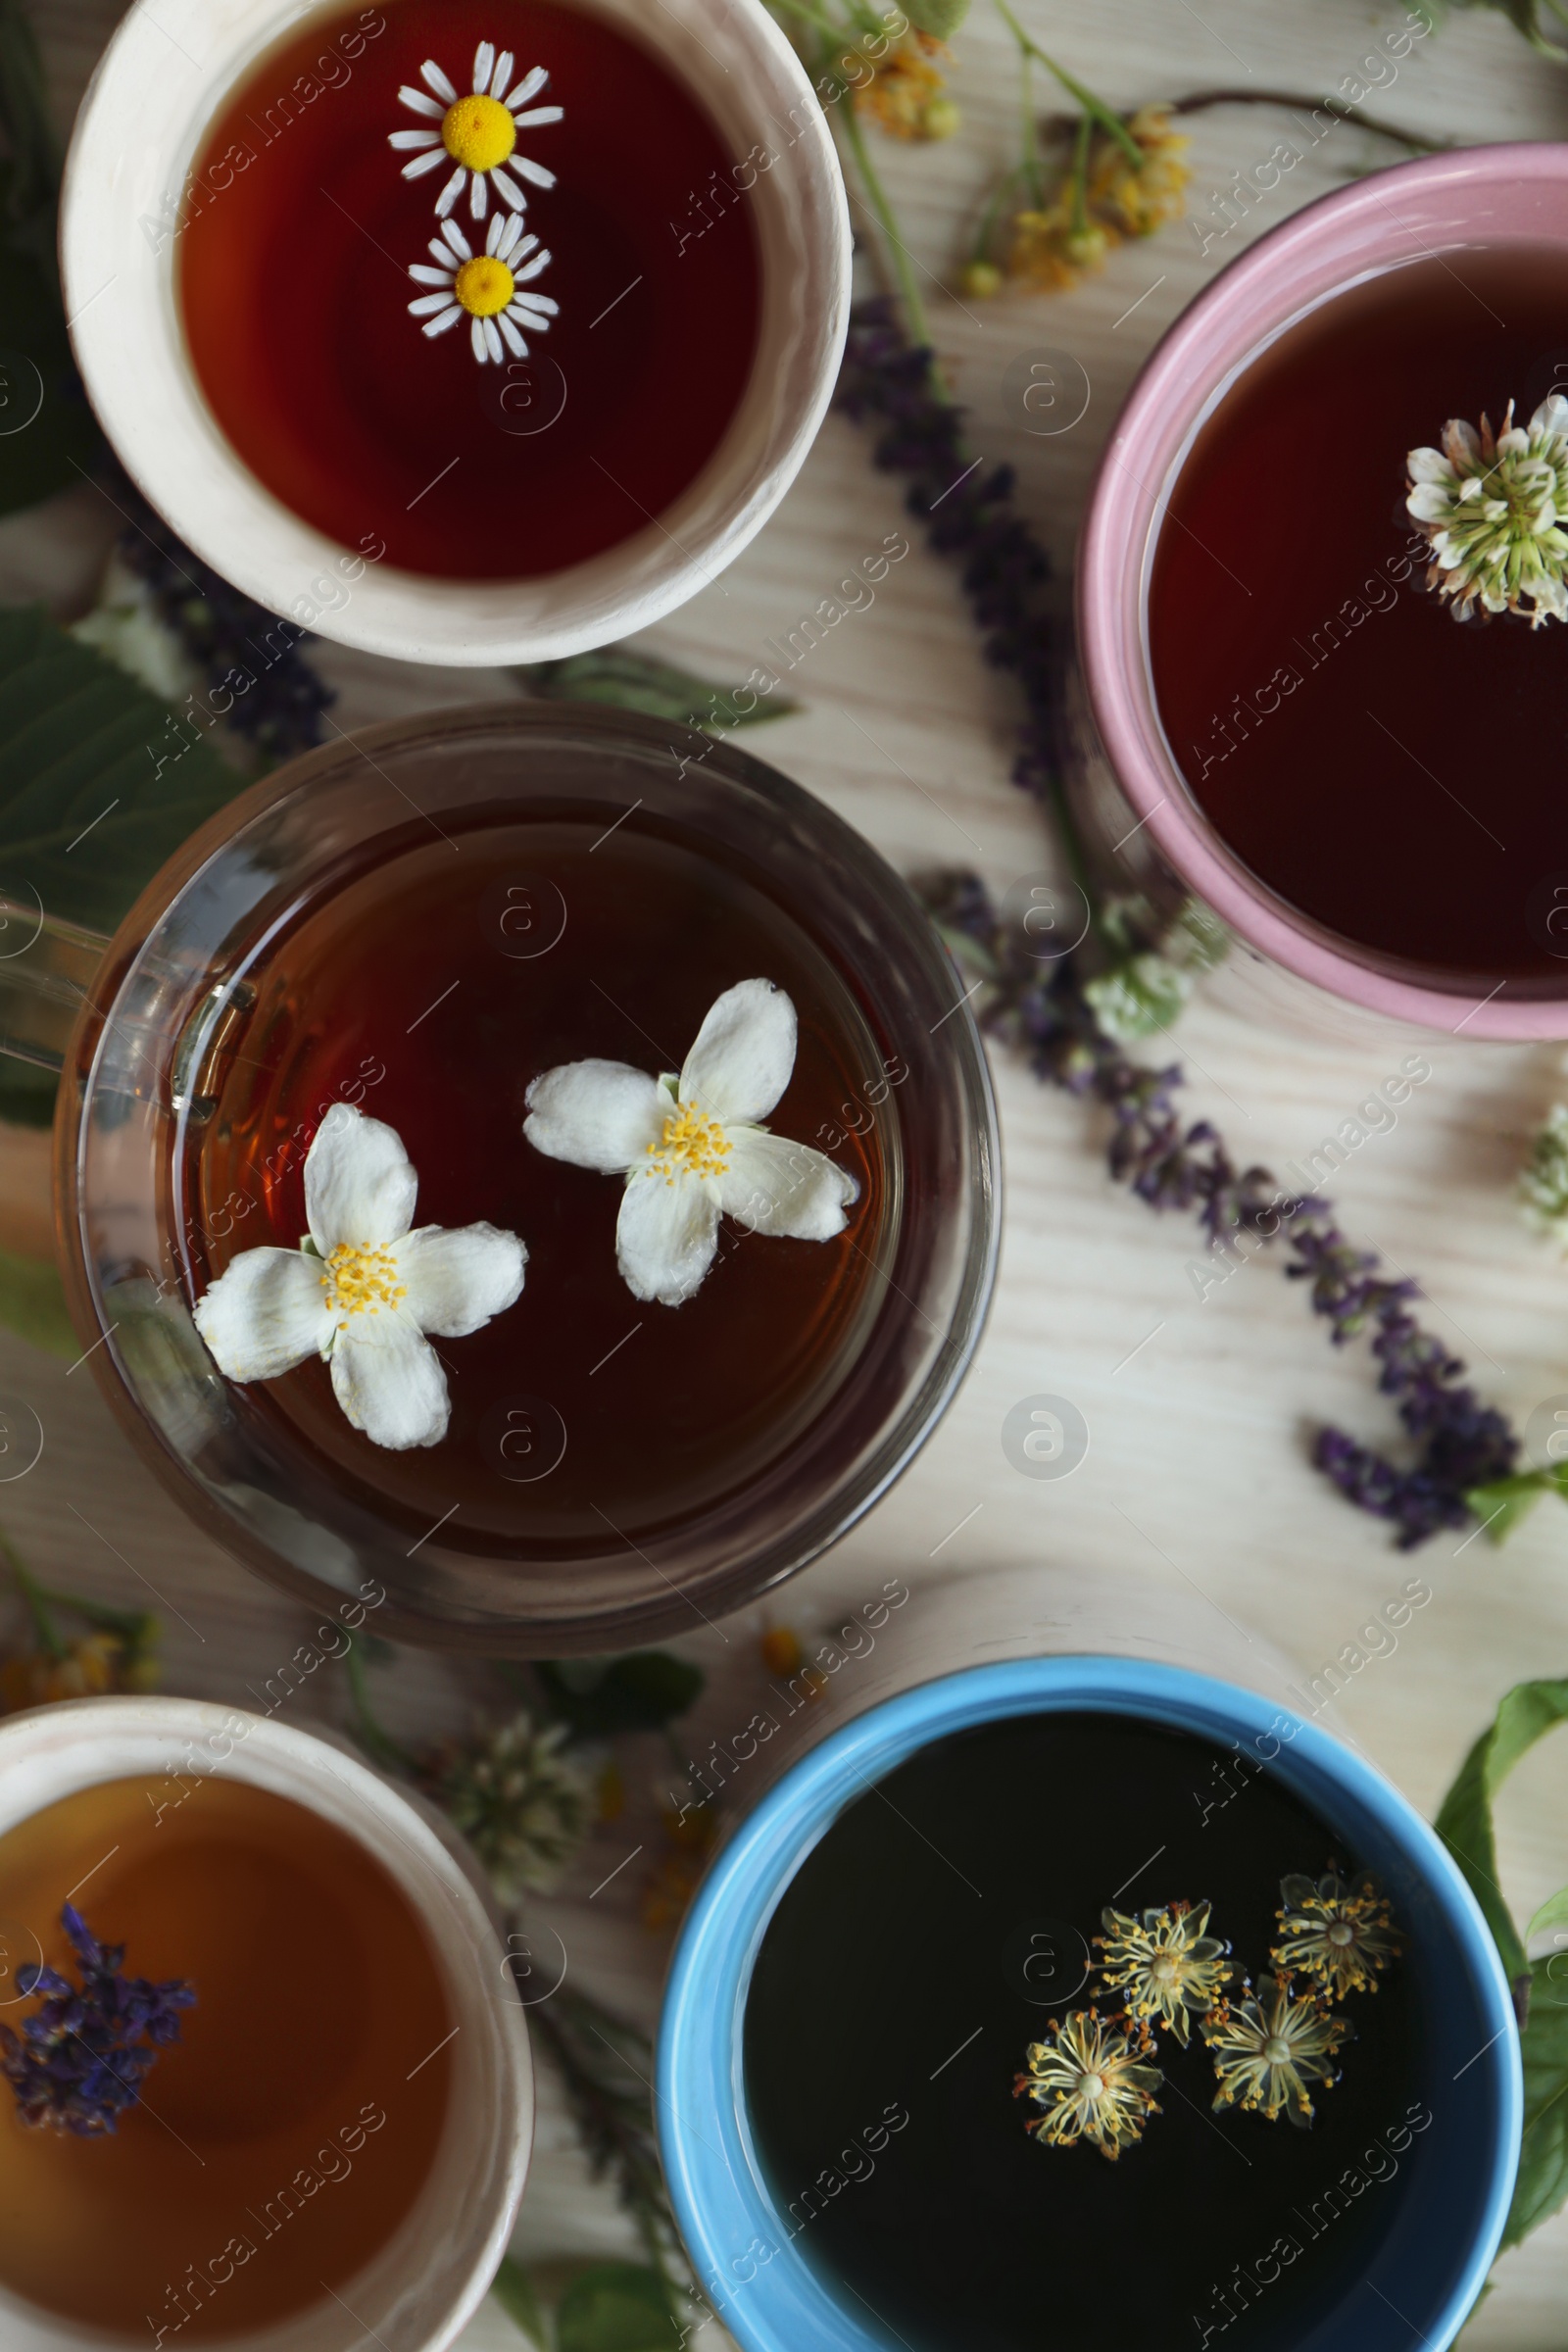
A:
[{"xmin": 1078, "ymin": 143, "xmax": 1568, "ymax": 1042}]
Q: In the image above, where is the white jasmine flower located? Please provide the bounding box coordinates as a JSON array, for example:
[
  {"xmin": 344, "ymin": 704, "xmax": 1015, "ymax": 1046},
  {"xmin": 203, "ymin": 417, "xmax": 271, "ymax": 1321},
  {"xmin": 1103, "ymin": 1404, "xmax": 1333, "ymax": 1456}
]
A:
[
  {"xmin": 408, "ymin": 211, "xmax": 557, "ymax": 366},
  {"xmin": 522, "ymin": 979, "xmax": 859, "ymax": 1307},
  {"xmin": 192, "ymin": 1103, "xmax": 525, "ymax": 1450},
  {"xmin": 1406, "ymin": 394, "xmax": 1568, "ymax": 627},
  {"xmin": 390, "ymin": 41, "xmax": 563, "ymax": 221}
]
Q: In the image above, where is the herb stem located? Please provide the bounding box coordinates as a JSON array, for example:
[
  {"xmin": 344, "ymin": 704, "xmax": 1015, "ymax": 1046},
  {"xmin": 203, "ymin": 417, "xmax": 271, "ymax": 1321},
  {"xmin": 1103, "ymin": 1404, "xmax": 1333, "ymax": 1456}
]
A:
[
  {"xmin": 0, "ymin": 1531, "xmax": 63, "ymax": 1660},
  {"xmin": 836, "ymin": 87, "xmax": 936, "ymax": 361},
  {"xmin": 1162, "ymin": 85, "xmax": 1446, "ymax": 153},
  {"xmin": 990, "ymin": 0, "xmax": 1144, "ymax": 167},
  {"xmin": 341, "ymin": 1632, "xmax": 416, "ymax": 1776}
]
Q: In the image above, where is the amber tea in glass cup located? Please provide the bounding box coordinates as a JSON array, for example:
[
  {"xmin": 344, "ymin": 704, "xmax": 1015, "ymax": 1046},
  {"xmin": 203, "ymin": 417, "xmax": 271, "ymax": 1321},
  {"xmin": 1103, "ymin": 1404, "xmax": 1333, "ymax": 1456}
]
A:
[{"xmin": 35, "ymin": 706, "xmax": 996, "ymax": 1651}]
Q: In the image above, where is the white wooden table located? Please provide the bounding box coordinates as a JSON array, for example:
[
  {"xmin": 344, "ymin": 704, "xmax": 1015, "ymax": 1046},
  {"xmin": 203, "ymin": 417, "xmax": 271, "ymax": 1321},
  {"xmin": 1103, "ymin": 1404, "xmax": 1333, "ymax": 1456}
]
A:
[{"xmin": 5, "ymin": 3, "xmax": 1568, "ymax": 2341}]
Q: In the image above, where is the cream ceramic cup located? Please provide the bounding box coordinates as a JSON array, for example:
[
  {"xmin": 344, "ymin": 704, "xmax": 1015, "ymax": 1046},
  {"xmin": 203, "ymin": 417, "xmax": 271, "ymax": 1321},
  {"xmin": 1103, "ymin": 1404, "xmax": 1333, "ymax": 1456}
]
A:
[
  {"xmin": 0, "ymin": 1696, "xmax": 532, "ymax": 2352},
  {"xmin": 59, "ymin": 0, "xmax": 851, "ymax": 666}
]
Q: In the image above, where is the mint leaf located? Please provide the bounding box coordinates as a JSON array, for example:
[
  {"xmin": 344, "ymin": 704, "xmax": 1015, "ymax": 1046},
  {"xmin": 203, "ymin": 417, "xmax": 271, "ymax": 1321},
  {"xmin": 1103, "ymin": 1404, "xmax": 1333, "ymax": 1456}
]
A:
[
  {"xmin": 555, "ymin": 2266, "xmax": 682, "ymax": 2352},
  {"xmin": 0, "ymin": 1242, "xmax": 74, "ymax": 1357},
  {"xmin": 1435, "ymin": 1679, "xmax": 1568, "ymax": 1988},
  {"xmin": 0, "ymin": 604, "xmax": 242, "ymax": 938},
  {"xmin": 1508, "ymin": 1954, "xmax": 1568, "ymax": 2246},
  {"xmin": 535, "ymin": 1650, "xmax": 704, "ymax": 1737},
  {"xmin": 1527, "ymin": 1886, "xmax": 1568, "ymax": 1945},
  {"xmin": 1464, "ymin": 1472, "xmax": 1551, "ymax": 1545},
  {"xmin": 521, "ymin": 648, "xmax": 797, "ymax": 732},
  {"xmin": 491, "ymin": 2255, "xmax": 550, "ymax": 2347}
]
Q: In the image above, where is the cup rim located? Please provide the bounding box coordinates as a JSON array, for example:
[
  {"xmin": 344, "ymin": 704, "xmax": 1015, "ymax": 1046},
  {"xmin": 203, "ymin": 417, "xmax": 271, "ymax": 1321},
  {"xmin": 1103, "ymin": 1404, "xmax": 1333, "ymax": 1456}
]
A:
[
  {"xmin": 59, "ymin": 0, "xmax": 852, "ymax": 666},
  {"xmin": 52, "ymin": 701, "xmax": 1001, "ymax": 1654},
  {"xmin": 0, "ymin": 1692, "xmax": 532, "ymax": 2352},
  {"xmin": 1078, "ymin": 141, "xmax": 1568, "ymax": 1041},
  {"xmin": 658, "ymin": 1655, "xmax": 1522, "ymax": 2352}
]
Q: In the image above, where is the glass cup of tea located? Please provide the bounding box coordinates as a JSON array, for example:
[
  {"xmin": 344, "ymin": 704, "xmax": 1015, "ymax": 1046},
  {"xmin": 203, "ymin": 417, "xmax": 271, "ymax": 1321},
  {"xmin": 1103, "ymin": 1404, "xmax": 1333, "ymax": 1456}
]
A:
[
  {"xmin": 60, "ymin": 0, "xmax": 852, "ymax": 664},
  {"xmin": 14, "ymin": 703, "xmax": 996, "ymax": 1652}
]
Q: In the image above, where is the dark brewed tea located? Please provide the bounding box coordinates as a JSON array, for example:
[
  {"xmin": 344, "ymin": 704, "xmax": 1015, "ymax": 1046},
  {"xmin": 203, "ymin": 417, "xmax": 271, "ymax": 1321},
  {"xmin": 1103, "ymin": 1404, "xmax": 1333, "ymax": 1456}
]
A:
[
  {"xmin": 1150, "ymin": 244, "xmax": 1568, "ymax": 982},
  {"xmin": 178, "ymin": 810, "xmax": 898, "ymax": 1552},
  {"xmin": 0, "ymin": 1775, "xmax": 451, "ymax": 2339},
  {"xmin": 179, "ymin": 0, "xmax": 760, "ymax": 578},
  {"xmin": 744, "ymin": 1712, "xmax": 1423, "ymax": 2352}
]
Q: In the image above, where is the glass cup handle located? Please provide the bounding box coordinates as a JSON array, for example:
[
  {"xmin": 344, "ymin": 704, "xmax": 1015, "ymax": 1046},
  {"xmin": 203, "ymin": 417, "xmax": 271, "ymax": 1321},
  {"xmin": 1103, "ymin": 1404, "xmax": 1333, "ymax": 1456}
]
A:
[{"xmin": 0, "ymin": 894, "xmax": 110, "ymax": 1076}]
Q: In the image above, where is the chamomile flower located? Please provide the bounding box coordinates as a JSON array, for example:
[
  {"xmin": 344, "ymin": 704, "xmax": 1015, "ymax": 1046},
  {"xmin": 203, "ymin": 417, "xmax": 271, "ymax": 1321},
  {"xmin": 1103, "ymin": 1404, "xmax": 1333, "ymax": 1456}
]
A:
[
  {"xmin": 408, "ymin": 210, "xmax": 558, "ymax": 368},
  {"xmin": 1095, "ymin": 1897, "xmax": 1232, "ymax": 2046},
  {"xmin": 390, "ymin": 40, "xmax": 564, "ymax": 221},
  {"xmin": 1013, "ymin": 2007, "xmax": 1162, "ymax": 2162}
]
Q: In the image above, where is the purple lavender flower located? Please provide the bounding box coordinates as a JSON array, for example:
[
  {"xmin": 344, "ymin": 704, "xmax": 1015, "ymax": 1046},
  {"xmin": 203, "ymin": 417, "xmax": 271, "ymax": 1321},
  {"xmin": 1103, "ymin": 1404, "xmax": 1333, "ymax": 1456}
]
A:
[
  {"xmin": 0, "ymin": 1904, "xmax": 196, "ymax": 2135},
  {"xmin": 843, "ymin": 299, "xmax": 1521, "ymax": 1548}
]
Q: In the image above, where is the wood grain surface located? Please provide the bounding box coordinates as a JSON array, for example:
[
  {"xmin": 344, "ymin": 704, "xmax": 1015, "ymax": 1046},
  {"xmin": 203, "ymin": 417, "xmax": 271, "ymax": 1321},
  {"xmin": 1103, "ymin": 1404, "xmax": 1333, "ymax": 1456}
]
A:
[{"xmin": 3, "ymin": 1, "xmax": 1568, "ymax": 2339}]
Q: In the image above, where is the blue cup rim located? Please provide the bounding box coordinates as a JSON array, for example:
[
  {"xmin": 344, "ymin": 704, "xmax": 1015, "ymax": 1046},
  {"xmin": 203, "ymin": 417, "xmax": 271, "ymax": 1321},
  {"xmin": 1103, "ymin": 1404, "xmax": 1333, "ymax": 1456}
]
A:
[{"xmin": 659, "ymin": 1655, "xmax": 1522, "ymax": 2352}]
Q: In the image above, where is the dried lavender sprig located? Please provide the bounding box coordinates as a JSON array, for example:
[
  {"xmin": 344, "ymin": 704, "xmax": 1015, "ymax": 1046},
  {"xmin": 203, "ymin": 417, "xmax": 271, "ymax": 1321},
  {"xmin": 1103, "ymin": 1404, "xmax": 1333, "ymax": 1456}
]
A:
[
  {"xmin": 840, "ymin": 302, "xmax": 1519, "ymax": 1544},
  {"xmin": 106, "ymin": 469, "xmax": 334, "ymax": 763},
  {"xmin": 0, "ymin": 1903, "xmax": 196, "ymax": 2134}
]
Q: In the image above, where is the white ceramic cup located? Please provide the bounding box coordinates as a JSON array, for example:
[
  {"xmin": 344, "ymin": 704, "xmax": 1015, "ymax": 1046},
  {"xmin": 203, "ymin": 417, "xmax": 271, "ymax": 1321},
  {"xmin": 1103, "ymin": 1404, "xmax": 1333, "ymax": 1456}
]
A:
[
  {"xmin": 60, "ymin": 0, "xmax": 851, "ymax": 666},
  {"xmin": 0, "ymin": 1696, "xmax": 532, "ymax": 2352}
]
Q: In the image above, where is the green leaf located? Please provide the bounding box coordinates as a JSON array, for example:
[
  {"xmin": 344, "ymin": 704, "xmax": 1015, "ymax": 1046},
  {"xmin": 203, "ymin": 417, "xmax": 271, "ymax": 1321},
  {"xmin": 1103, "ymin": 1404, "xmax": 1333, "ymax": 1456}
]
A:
[
  {"xmin": 0, "ymin": 1059, "xmax": 59, "ymax": 1128},
  {"xmin": 555, "ymin": 2266, "xmax": 682, "ymax": 2352},
  {"xmin": 0, "ymin": 190, "xmax": 101, "ymax": 520},
  {"xmin": 1527, "ymin": 1886, "xmax": 1568, "ymax": 1945},
  {"xmin": 1464, "ymin": 1472, "xmax": 1551, "ymax": 1545},
  {"xmin": 0, "ymin": 604, "xmax": 242, "ymax": 936},
  {"xmin": 1082, "ymin": 952, "xmax": 1192, "ymax": 1044},
  {"xmin": 1434, "ymin": 1678, "xmax": 1568, "ymax": 1987},
  {"xmin": 491, "ymin": 2254, "xmax": 551, "ymax": 2347},
  {"xmin": 535, "ymin": 1650, "xmax": 705, "ymax": 1738},
  {"xmin": 520, "ymin": 649, "xmax": 797, "ymax": 732},
  {"xmin": 0, "ymin": 1243, "xmax": 74, "ymax": 1357},
  {"xmin": 1506, "ymin": 1953, "xmax": 1568, "ymax": 2246},
  {"xmin": 904, "ymin": 0, "xmax": 970, "ymax": 37}
]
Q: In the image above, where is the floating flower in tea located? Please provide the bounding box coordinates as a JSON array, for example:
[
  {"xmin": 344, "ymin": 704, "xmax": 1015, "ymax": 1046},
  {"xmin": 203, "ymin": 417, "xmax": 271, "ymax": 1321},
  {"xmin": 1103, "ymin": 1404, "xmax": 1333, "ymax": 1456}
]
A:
[
  {"xmin": 1271, "ymin": 1870, "xmax": 1400, "ymax": 2000},
  {"xmin": 1094, "ymin": 1896, "xmax": 1232, "ymax": 2045},
  {"xmin": 390, "ymin": 41, "xmax": 563, "ymax": 220},
  {"xmin": 1406, "ymin": 394, "xmax": 1568, "ymax": 626},
  {"xmin": 193, "ymin": 1102, "xmax": 526, "ymax": 1449},
  {"xmin": 1201, "ymin": 1973, "xmax": 1349, "ymax": 2127},
  {"xmin": 0, "ymin": 1904, "xmax": 195, "ymax": 2136},
  {"xmin": 523, "ymin": 980, "xmax": 859, "ymax": 1306},
  {"xmin": 1012, "ymin": 2006, "xmax": 1162, "ymax": 2161},
  {"xmin": 408, "ymin": 210, "xmax": 557, "ymax": 364}
]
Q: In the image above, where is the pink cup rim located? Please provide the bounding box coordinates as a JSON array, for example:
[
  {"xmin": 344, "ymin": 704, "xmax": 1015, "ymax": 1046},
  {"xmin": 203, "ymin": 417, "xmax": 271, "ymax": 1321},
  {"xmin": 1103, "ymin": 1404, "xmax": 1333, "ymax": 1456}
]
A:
[{"xmin": 1078, "ymin": 142, "xmax": 1568, "ymax": 1041}]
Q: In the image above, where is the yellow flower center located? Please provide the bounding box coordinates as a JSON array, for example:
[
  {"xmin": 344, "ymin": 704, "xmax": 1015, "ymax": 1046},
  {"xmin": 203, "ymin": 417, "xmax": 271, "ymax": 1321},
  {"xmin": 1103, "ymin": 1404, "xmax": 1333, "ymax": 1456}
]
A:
[
  {"xmin": 442, "ymin": 91, "xmax": 516, "ymax": 172},
  {"xmin": 646, "ymin": 1101, "xmax": 731, "ymax": 1187},
  {"xmin": 1078, "ymin": 2071, "xmax": 1106, "ymax": 2099},
  {"xmin": 1150, "ymin": 1953, "xmax": 1179, "ymax": 1983},
  {"xmin": 454, "ymin": 255, "xmax": 516, "ymax": 318},
  {"xmin": 321, "ymin": 1242, "xmax": 408, "ymax": 1329},
  {"xmin": 1327, "ymin": 1922, "xmax": 1355, "ymax": 1945},
  {"xmin": 1262, "ymin": 2035, "xmax": 1292, "ymax": 2065}
]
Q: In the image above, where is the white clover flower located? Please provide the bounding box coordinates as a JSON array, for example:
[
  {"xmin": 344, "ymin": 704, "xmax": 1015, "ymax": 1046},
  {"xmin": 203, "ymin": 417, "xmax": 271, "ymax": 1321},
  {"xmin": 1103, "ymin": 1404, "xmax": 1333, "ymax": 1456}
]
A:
[
  {"xmin": 523, "ymin": 979, "xmax": 859, "ymax": 1307},
  {"xmin": 408, "ymin": 210, "xmax": 557, "ymax": 367},
  {"xmin": 390, "ymin": 40, "xmax": 563, "ymax": 222},
  {"xmin": 192, "ymin": 1104, "xmax": 525, "ymax": 1450},
  {"xmin": 1406, "ymin": 394, "xmax": 1568, "ymax": 627}
]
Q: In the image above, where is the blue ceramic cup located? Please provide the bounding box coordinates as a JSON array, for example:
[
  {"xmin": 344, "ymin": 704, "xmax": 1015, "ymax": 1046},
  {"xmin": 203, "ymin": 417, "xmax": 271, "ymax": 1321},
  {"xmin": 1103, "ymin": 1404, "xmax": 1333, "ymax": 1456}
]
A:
[{"xmin": 659, "ymin": 1653, "xmax": 1520, "ymax": 2352}]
